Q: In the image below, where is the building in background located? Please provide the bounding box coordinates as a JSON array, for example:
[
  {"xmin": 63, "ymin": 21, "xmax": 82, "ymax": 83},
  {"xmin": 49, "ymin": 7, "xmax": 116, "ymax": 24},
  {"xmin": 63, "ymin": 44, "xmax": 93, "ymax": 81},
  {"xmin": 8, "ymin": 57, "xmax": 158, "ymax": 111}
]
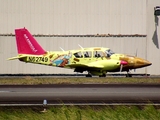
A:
[{"xmin": 0, "ymin": 0, "xmax": 159, "ymax": 75}]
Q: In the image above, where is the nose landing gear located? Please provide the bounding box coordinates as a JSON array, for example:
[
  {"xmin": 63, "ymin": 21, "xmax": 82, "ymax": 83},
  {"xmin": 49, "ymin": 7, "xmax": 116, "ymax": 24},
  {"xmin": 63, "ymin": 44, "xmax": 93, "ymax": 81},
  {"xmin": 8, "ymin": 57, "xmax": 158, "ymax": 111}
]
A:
[
  {"xmin": 126, "ymin": 70, "xmax": 132, "ymax": 77},
  {"xmin": 126, "ymin": 74, "xmax": 132, "ymax": 77}
]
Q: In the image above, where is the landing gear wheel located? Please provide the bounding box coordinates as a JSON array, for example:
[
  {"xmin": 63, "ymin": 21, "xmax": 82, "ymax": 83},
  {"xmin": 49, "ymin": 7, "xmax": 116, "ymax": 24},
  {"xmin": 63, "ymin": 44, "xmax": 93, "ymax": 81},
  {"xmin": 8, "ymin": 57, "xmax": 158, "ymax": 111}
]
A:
[
  {"xmin": 126, "ymin": 74, "xmax": 132, "ymax": 77},
  {"xmin": 99, "ymin": 74, "xmax": 106, "ymax": 77},
  {"xmin": 86, "ymin": 74, "xmax": 92, "ymax": 77},
  {"xmin": 126, "ymin": 70, "xmax": 132, "ymax": 77}
]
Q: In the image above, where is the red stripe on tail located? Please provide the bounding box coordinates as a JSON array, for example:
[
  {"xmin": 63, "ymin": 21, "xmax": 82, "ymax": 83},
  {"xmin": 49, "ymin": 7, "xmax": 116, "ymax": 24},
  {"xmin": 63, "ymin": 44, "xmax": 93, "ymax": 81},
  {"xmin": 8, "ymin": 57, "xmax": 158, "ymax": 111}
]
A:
[{"xmin": 15, "ymin": 28, "xmax": 46, "ymax": 55}]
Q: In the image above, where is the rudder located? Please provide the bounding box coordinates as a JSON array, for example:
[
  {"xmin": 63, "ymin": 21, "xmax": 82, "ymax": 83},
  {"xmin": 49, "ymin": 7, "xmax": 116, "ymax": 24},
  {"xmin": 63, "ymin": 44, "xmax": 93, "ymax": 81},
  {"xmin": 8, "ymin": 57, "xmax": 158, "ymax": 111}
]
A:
[{"xmin": 15, "ymin": 28, "xmax": 46, "ymax": 55}]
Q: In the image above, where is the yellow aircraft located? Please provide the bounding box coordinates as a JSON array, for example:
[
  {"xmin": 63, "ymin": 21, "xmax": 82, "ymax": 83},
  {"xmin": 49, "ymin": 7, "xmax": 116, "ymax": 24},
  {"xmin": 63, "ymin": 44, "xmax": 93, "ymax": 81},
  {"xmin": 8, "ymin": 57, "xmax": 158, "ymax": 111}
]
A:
[{"xmin": 8, "ymin": 28, "xmax": 152, "ymax": 77}]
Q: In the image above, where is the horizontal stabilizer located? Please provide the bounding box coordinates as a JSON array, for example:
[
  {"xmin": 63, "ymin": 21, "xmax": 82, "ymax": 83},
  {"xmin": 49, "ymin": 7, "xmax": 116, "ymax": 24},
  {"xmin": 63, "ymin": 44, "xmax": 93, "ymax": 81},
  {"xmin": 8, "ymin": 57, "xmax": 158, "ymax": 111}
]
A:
[{"xmin": 8, "ymin": 55, "xmax": 27, "ymax": 60}]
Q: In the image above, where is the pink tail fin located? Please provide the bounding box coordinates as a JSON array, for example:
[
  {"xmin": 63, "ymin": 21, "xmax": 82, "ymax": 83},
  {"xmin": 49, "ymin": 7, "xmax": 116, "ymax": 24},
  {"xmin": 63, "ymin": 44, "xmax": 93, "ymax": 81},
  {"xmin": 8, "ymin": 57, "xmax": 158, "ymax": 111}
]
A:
[{"xmin": 15, "ymin": 28, "xmax": 46, "ymax": 55}]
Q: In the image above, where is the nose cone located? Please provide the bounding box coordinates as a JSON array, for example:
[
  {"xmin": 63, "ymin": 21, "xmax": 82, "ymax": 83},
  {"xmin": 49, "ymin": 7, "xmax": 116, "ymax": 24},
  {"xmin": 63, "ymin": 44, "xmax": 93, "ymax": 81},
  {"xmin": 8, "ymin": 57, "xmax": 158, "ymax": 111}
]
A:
[
  {"xmin": 143, "ymin": 60, "xmax": 152, "ymax": 66},
  {"xmin": 134, "ymin": 57, "xmax": 152, "ymax": 68}
]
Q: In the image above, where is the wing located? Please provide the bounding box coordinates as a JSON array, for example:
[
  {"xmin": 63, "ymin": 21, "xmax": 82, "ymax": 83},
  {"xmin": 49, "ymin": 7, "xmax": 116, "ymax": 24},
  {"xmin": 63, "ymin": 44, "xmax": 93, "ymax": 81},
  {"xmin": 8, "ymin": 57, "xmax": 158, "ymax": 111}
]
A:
[{"xmin": 66, "ymin": 63, "xmax": 104, "ymax": 70}]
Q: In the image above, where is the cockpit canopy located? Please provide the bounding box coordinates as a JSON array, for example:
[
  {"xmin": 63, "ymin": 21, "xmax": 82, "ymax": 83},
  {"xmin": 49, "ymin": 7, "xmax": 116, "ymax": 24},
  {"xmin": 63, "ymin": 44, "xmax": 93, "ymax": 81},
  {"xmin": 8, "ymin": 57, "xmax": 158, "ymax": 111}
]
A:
[
  {"xmin": 73, "ymin": 48, "xmax": 115, "ymax": 58},
  {"xmin": 105, "ymin": 49, "xmax": 115, "ymax": 57}
]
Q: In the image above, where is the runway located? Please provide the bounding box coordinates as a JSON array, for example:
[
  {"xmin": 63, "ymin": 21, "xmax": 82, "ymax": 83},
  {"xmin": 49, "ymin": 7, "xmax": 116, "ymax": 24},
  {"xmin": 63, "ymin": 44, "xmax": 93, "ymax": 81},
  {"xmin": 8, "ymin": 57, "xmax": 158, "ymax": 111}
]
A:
[{"xmin": 0, "ymin": 84, "xmax": 160, "ymax": 105}]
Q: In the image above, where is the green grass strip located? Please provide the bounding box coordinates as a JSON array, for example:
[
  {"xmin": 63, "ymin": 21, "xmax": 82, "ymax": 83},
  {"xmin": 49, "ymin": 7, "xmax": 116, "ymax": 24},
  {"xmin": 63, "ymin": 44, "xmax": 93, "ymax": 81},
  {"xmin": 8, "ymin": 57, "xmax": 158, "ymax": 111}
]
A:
[
  {"xmin": 0, "ymin": 105, "xmax": 160, "ymax": 120},
  {"xmin": 0, "ymin": 77, "xmax": 160, "ymax": 85}
]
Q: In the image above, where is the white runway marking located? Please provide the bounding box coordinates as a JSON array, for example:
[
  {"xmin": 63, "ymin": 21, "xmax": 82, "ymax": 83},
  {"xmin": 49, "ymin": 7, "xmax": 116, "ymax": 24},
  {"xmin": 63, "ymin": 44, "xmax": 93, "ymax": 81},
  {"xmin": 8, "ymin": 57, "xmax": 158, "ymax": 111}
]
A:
[{"xmin": 0, "ymin": 91, "xmax": 10, "ymax": 93}]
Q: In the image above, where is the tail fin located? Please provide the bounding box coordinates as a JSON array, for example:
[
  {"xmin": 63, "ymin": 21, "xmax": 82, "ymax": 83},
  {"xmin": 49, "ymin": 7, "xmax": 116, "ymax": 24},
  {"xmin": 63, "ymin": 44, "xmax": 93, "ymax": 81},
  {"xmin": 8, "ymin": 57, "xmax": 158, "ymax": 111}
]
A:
[{"xmin": 15, "ymin": 28, "xmax": 46, "ymax": 55}]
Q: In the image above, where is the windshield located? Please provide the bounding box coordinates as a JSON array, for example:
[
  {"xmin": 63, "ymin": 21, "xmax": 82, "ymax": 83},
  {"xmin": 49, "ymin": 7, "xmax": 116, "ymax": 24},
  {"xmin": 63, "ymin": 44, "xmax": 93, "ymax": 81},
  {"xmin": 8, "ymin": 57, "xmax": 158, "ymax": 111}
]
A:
[{"xmin": 105, "ymin": 49, "xmax": 115, "ymax": 57}]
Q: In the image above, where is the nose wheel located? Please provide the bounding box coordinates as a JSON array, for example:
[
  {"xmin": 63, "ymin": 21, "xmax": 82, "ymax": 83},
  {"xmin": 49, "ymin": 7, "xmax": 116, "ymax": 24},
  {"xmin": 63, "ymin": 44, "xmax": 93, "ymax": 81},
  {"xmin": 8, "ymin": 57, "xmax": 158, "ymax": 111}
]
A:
[
  {"xmin": 126, "ymin": 74, "xmax": 132, "ymax": 77},
  {"xmin": 126, "ymin": 70, "xmax": 132, "ymax": 77}
]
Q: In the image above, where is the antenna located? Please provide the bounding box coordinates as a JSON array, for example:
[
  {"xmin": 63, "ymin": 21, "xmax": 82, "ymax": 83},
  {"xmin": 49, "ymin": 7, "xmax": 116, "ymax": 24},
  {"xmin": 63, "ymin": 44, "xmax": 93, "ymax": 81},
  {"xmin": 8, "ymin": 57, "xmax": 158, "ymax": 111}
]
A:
[
  {"xmin": 135, "ymin": 49, "xmax": 138, "ymax": 57},
  {"xmin": 78, "ymin": 44, "xmax": 84, "ymax": 49},
  {"xmin": 59, "ymin": 47, "xmax": 65, "ymax": 51}
]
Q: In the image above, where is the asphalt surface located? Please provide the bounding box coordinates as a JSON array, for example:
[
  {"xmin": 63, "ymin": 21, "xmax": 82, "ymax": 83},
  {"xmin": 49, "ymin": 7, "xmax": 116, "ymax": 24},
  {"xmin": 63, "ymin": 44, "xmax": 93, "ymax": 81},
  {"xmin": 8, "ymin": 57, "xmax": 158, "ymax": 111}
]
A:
[{"xmin": 0, "ymin": 84, "xmax": 160, "ymax": 105}]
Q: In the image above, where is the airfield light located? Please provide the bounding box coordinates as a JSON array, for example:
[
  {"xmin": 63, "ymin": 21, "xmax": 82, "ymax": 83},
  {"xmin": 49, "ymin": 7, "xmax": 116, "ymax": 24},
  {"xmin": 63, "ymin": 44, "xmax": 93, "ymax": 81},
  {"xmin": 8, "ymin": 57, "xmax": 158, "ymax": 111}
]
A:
[{"xmin": 42, "ymin": 99, "xmax": 47, "ymax": 112}]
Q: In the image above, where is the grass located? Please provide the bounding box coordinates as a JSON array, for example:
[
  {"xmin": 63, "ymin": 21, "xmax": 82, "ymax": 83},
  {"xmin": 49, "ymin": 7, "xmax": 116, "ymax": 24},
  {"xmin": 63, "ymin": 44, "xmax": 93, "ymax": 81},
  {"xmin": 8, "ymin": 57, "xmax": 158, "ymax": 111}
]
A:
[
  {"xmin": 0, "ymin": 77, "xmax": 159, "ymax": 119},
  {"xmin": 0, "ymin": 105, "xmax": 160, "ymax": 120},
  {"xmin": 0, "ymin": 76, "xmax": 160, "ymax": 85}
]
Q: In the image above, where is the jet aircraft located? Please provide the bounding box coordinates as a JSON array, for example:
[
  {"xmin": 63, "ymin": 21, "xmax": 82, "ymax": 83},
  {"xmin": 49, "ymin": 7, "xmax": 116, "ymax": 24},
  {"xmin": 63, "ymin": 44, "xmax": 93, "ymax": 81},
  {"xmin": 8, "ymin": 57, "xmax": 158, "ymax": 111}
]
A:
[{"xmin": 8, "ymin": 28, "xmax": 152, "ymax": 77}]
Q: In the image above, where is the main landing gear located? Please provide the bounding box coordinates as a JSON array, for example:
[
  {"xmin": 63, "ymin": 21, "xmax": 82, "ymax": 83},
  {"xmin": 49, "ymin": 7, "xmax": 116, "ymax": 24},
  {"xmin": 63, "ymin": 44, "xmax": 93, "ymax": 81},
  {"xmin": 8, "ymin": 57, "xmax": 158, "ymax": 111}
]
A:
[
  {"xmin": 99, "ymin": 74, "xmax": 106, "ymax": 77},
  {"xmin": 85, "ymin": 71, "xmax": 107, "ymax": 77},
  {"xmin": 86, "ymin": 71, "xmax": 92, "ymax": 77},
  {"xmin": 85, "ymin": 73, "xmax": 92, "ymax": 77}
]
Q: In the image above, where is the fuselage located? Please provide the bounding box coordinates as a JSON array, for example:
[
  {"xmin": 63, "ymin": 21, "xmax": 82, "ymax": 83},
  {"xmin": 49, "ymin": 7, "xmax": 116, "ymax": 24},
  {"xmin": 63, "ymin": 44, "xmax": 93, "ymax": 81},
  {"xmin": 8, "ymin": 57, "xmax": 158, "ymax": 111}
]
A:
[{"xmin": 18, "ymin": 47, "xmax": 152, "ymax": 75}]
